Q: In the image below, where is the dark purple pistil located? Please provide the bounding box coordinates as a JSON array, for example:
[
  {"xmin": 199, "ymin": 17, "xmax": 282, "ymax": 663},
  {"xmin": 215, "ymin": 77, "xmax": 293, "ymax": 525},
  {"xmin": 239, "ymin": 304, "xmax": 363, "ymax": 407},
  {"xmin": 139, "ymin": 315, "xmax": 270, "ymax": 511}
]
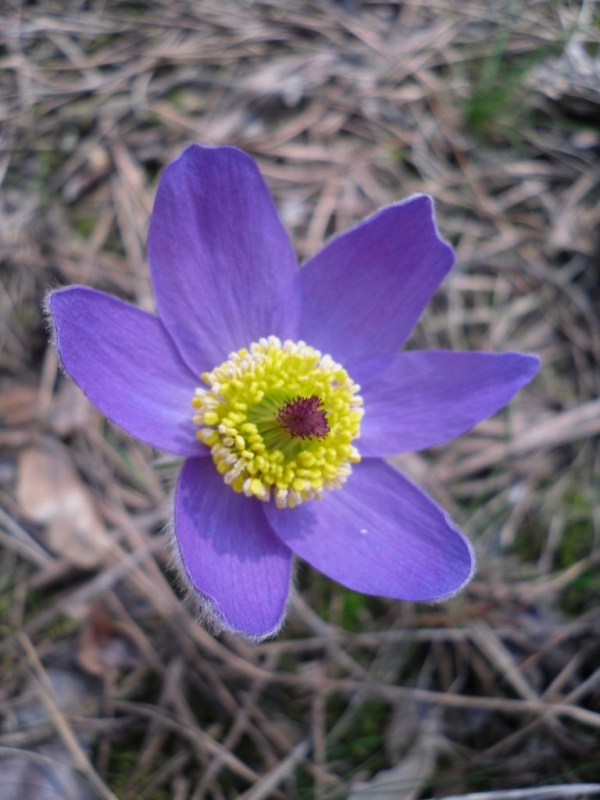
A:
[{"xmin": 277, "ymin": 395, "xmax": 330, "ymax": 440}]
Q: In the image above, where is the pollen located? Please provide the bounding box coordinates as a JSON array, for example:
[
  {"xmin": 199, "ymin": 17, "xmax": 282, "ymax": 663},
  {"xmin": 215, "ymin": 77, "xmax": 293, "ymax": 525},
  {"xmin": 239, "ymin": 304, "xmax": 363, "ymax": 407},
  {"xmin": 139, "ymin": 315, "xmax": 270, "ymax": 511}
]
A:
[{"xmin": 192, "ymin": 336, "xmax": 363, "ymax": 508}]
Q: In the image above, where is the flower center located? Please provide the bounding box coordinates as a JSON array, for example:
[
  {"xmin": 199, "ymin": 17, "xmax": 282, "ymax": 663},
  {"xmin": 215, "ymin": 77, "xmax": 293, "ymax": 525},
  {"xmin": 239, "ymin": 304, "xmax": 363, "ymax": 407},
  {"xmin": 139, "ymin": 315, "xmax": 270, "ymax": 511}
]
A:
[
  {"xmin": 277, "ymin": 395, "xmax": 330, "ymax": 440},
  {"xmin": 192, "ymin": 336, "xmax": 363, "ymax": 508}
]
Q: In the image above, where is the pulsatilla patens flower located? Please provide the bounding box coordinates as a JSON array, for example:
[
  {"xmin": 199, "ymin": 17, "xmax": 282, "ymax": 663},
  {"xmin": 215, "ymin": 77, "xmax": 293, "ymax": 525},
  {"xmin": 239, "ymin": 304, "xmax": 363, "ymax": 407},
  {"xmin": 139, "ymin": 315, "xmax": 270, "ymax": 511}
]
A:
[{"xmin": 48, "ymin": 145, "xmax": 539, "ymax": 639}]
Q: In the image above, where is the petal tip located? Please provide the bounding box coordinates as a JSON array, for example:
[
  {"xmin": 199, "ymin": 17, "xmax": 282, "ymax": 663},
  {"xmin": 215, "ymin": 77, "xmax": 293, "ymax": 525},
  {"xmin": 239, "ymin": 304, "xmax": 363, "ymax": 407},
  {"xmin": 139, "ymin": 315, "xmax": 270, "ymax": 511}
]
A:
[
  {"xmin": 409, "ymin": 192, "xmax": 455, "ymax": 272},
  {"xmin": 522, "ymin": 352, "xmax": 542, "ymax": 379},
  {"xmin": 427, "ymin": 524, "xmax": 476, "ymax": 603},
  {"xmin": 160, "ymin": 142, "xmax": 264, "ymax": 186},
  {"xmin": 44, "ymin": 283, "xmax": 68, "ymax": 323},
  {"xmin": 502, "ymin": 350, "xmax": 542, "ymax": 389}
]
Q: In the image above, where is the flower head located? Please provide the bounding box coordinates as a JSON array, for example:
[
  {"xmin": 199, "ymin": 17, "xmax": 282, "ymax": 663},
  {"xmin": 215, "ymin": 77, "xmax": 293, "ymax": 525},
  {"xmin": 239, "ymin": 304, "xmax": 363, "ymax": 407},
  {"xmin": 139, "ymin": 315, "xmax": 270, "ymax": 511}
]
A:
[
  {"xmin": 192, "ymin": 336, "xmax": 362, "ymax": 508},
  {"xmin": 47, "ymin": 145, "xmax": 539, "ymax": 640}
]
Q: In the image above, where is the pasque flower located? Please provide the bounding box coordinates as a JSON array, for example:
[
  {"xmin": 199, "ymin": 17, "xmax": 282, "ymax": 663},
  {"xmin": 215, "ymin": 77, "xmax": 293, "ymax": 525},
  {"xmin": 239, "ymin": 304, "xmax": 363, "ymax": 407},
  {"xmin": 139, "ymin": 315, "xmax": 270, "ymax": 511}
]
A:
[{"xmin": 48, "ymin": 145, "xmax": 539, "ymax": 639}]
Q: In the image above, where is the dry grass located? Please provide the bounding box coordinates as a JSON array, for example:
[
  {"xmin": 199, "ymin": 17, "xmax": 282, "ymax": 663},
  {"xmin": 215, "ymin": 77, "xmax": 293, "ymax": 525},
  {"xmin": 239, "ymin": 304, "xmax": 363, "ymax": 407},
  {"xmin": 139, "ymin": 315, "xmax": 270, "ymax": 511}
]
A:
[{"xmin": 1, "ymin": 0, "xmax": 600, "ymax": 798}]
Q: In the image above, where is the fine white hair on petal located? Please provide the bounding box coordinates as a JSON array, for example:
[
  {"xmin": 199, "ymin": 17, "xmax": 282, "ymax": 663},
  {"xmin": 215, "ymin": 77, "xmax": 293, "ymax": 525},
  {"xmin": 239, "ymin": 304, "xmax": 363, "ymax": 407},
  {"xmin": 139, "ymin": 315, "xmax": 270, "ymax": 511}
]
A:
[{"xmin": 43, "ymin": 286, "xmax": 66, "ymax": 373}]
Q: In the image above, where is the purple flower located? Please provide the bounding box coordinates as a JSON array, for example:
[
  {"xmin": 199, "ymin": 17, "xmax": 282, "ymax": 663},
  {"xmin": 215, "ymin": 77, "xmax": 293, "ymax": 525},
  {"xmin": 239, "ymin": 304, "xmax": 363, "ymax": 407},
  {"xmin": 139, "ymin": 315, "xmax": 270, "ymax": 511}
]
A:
[{"xmin": 48, "ymin": 145, "xmax": 539, "ymax": 640}]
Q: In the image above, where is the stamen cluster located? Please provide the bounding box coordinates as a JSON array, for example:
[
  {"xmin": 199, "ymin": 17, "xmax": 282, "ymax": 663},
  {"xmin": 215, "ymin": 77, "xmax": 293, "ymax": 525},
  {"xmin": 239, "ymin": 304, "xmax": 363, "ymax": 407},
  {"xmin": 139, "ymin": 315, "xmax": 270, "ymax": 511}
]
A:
[{"xmin": 192, "ymin": 336, "xmax": 363, "ymax": 508}]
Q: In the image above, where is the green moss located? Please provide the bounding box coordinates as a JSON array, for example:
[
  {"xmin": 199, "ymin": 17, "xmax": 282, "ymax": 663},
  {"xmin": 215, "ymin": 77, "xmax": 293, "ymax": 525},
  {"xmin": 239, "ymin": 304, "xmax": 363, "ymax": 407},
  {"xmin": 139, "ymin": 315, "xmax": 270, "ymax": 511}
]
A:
[
  {"xmin": 45, "ymin": 615, "xmax": 79, "ymax": 640},
  {"xmin": 73, "ymin": 216, "xmax": 97, "ymax": 238},
  {"xmin": 556, "ymin": 490, "xmax": 594, "ymax": 568},
  {"xmin": 106, "ymin": 738, "xmax": 147, "ymax": 794},
  {"xmin": 318, "ymin": 582, "xmax": 381, "ymax": 631},
  {"xmin": 328, "ymin": 695, "xmax": 389, "ymax": 766},
  {"xmin": 560, "ymin": 569, "xmax": 600, "ymax": 616},
  {"xmin": 463, "ymin": 11, "xmax": 564, "ymax": 143},
  {"xmin": 513, "ymin": 520, "xmax": 546, "ymax": 563}
]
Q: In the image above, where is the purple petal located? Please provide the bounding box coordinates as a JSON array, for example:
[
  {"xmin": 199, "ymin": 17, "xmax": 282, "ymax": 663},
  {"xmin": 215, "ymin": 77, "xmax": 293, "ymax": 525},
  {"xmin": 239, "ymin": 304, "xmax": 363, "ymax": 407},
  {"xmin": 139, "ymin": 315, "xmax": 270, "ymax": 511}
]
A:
[
  {"xmin": 147, "ymin": 145, "xmax": 300, "ymax": 375},
  {"xmin": 174, "ymin": 457, "xmax": 293, "ymax": 639},
  {"xmin": 359, "ymin": 350, "xmax": 540, "ymax": 456},
  {"xmin": 48, "ymin": 286, "xmax": 207, "ymax": 457},
  {"xmin": 265, "ymin": 459, "xmax": 474, "ymax": 601},
  {"xmin": 299, "ymin": 196, "xmax": 453, "ymax": 367}
]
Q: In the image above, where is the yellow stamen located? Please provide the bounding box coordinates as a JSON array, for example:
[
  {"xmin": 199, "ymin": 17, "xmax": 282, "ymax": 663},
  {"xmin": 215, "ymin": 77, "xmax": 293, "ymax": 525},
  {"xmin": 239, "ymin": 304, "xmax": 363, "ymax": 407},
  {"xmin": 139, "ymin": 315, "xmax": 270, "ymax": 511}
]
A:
[{"xmin": 192, "ymin": 336, "xmax": 363, "ymax": 508}]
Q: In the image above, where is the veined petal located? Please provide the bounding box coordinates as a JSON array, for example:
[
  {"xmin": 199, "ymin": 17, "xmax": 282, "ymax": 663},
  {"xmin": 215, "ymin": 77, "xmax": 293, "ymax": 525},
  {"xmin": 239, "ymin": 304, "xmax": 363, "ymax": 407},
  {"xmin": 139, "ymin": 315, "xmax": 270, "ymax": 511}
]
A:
[
  {"xmin": 360, "ymin": 350, "xmax": 540, "ymax": 456},
  {"xmin": 174, "ymin": 457, "xmax": 293, "ymax": 639},
  {"xmin": 265, "ymin": 459, "xmax": 474, "ymax": 601},
  {"xmin": 299, "ymin": 196, "xmax": 453, "ymax": 367},
  {"xmin": 48, "ymin": 287, "xmax": 206, "ymax": 457},
  {"xmin": 147, "ymin": 145, "xmax": 300, "ymax": 375}
]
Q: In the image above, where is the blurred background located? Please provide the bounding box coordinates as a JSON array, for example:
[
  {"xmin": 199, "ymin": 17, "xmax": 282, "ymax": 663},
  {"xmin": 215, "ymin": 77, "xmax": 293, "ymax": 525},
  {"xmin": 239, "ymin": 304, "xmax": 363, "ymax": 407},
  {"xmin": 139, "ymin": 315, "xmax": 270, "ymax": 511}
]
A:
[{"xmin": 1, "ymin": 1, "xmax": 599, "ymax": 798}]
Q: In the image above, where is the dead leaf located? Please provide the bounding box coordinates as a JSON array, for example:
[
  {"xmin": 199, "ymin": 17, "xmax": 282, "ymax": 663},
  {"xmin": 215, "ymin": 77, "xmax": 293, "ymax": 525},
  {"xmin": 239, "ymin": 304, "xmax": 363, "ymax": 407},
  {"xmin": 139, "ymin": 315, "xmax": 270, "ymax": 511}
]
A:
[
  {"xmin": 0, "ymin": 667, "xmax": 99, "ymax": 800},
  {"xmin": 47, "ymin": 381, "xmax": 93, "ymax": 437},
  {"xmin": 77, "ymin": 601, "xmax": 139, "ymax": 678},
  {"xmin": 347, "ymin": 714, "xmax": 442, "ymax": 800},
  {"xmin": 16, "ymin": 440, "xmax": 111, "ymax": 569},
  {"xmin": 0, "ymin": 383, "xmax": 39, "ymax": 426},
  {"xmin": 0, "ymin": 744, "xmax": 96, "ymax": 800}
]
